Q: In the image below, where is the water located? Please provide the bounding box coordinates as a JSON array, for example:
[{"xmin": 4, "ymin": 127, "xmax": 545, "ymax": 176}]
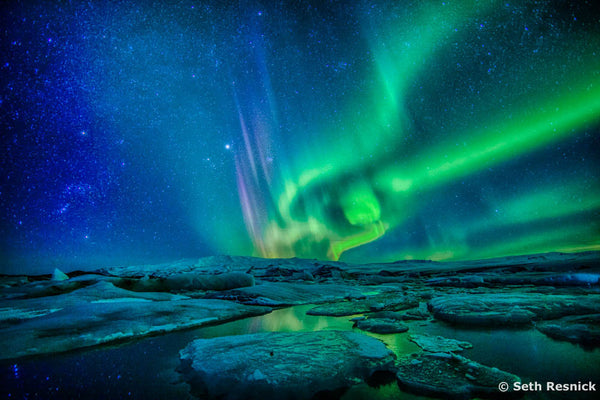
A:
[{"xmin": 1, "ymin": 305, "xmax": 598, "ymax": 399}]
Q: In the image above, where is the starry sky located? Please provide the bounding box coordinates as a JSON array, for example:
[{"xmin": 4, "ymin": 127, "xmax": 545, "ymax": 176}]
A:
[{"xmin": 1, "ymin": 0, "xmax": 599, "ymax": 273}]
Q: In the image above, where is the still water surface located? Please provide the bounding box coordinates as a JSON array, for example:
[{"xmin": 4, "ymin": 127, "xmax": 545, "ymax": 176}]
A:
[{"xmin": 1, "ymin": 304, "xmax": 598, "ymax": 399}]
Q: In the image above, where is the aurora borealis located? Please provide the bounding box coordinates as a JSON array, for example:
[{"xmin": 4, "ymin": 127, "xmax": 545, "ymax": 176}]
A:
[{"xmin": 1, "ymin": 0, "xmax": 599, "ymax": 273}]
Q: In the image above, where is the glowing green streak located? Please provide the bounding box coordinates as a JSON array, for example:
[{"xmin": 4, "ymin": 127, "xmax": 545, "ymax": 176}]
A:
[
  {"xmin": 314, "ymin": 78, "xmax": 600, "ymax": 260},
  {"xmin": 287, "ymin": 1, "xmax": 500, "ymax": 186},
  {"xmin": 378, "ymin": 78, "xmax": 600, "ymax": 192},
  {"xmin": 329, "ymin": 221, "xmax": 386, "ymax": 260},
  {"xmin": 468, "ymin": 222, "xmax": 600, "ymax": 261},
  {"xmin": 340, "ymin": 181, "xmax": 381, "ymax": 226},
  {"xmin": 362, "ymin": 218, "xmax": 600, "ymax": 263},
  {"xmin": 370, "ymin": 1, "xmax": 498, "ymax": 107},
  {"xmin": 497, "ymin": 183, "xmax": 600, "ymax": 226},
  {"xmin": 430, "ymin": 86, "xmax": 600, "ymax": 182},
  {"xmin": 254, "ymin": 1, "xmax": 600, "ymax": 261}
]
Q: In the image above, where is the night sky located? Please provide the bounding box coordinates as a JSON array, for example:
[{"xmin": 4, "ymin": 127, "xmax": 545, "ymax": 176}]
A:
[{"xmin": 1, "ymin": 0, "xmax": 599, "ymax": 274}]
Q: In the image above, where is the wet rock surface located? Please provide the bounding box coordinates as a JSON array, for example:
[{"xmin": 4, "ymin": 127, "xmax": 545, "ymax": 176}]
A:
[
  {"xmin": 396, "ymin": 352, "xmax": 521, "ymax": 399},
  {"xmin": 428, "ymin": 292, "xmax": 600, "ymax": 327},
  {"xmin": 409, "ymin": 334, "xmax": 472, "ymax": 353},
  {"xmin": 427, "ymin": 272, "xmax": 600, "ymax": 288},
  {"xmin": 536, "ymin": 314, "xmax": 600, "ymax": 348},
  {"xmin": 354, "ymin": 317, "xmax": 409, "ymax": 334},
  {"xmin": 1, "ymin": 251, "xmax": 599, "ymax": 398},
  {"xmin": 206, "ymin": 282, "xmax": 368, "ymax": 306},
  {"xmin": 306, "ymin": 292, "xmax": 418, "ymax": 316},
  {"xmin": 178, "ymin": 331, "xmax": 396, "ymax": 399},
  {"xmin": 0, "ymin": 281, "xmax": 271, "ymax": 360},
  {"xmin": 306, "ymin": 300, "xmax": 373, "ymax": 316},
  {"xmin": 138, "ymin": 271, "xmax": 256, "ymax": 292}
]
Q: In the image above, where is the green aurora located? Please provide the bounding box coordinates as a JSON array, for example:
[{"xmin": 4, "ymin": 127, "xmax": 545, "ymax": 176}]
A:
[
  {"xmin": 234, "ymin": 0, "xmax": 600, "ymax": 262},
  {"xmin": 2, "ymin": 0, "xmax": 599, "ymax": 271}
]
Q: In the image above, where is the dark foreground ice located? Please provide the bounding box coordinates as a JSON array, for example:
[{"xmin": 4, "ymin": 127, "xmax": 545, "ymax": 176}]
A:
[
  {"xmin": 1, "ymin": 251, "xmax": 599, "ymax": 399},
  {"xmin": 179, "ymin": 330, "xmax": 395, "ymax": 399}
]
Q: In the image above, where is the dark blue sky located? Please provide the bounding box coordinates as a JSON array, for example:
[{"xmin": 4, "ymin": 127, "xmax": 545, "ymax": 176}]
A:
[{"xmin": 2, "ymin": 0, "xmax": 599, "ymax": 274}]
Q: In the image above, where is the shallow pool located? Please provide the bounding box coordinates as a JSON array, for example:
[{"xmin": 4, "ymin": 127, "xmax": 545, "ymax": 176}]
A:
[{"xmin": 1, "ymin": 305, "xmax": 598, "ymax": 399}]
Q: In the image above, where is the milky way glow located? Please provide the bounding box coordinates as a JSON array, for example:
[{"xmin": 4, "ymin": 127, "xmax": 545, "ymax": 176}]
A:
[{"xmin": 1, "ymin": 0, "xmax": 599, "ymax": 272}]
